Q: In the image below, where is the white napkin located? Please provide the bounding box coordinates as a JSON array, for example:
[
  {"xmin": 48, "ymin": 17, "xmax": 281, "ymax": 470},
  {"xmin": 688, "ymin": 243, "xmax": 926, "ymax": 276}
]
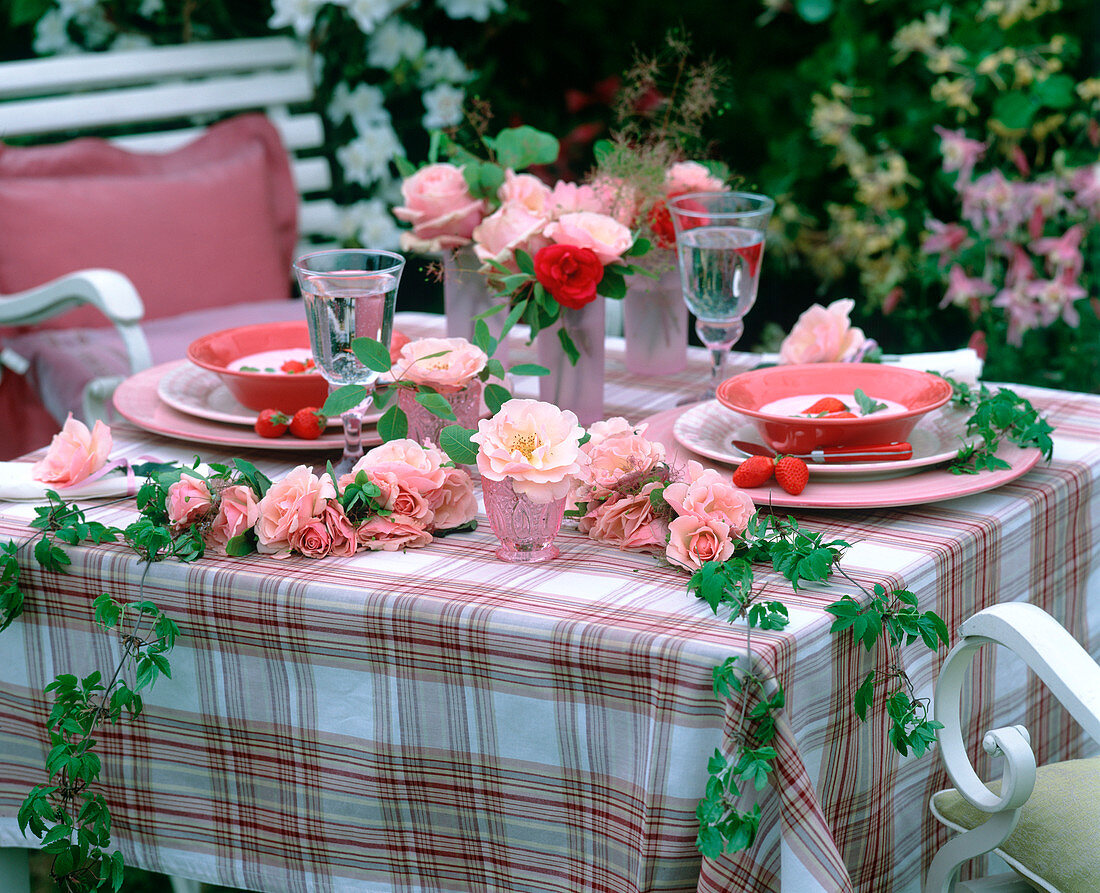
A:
[
  {"xmin": 0, "ymin": 462, "xmax": 134, "ymax": 502},
  {"xmin": 884, "ymin": 348, "xmax": 983, "ymax": 385}
]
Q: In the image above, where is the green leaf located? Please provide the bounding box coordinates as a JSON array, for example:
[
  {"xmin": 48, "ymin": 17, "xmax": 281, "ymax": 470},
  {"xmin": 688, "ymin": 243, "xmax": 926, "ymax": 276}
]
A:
[
  {"xmin": 794, "ymin": 0, "xmax": 834, "ymax": 22},
  {"xmin": 499, "ymin": 300, "xmax": 527, "ymax": 342},
  {"xmin": 438, "ymin": 425, "xmax": 479, "ymax": 465},
  {"xmin": 322, "ymin": 384, "xmax": 369, "ymax": 418},
  {"xmin": 415, "ymin": 391, "xmax": 457, "ymax": 421},
  {"xmin": 1033, "ymin": 73, "xmax": 1076, "ymax": 109},
  {"xmin": 514, "ymin": 248, "xmax": 535, "ymax": 276},
  {"xmin": 507, "ymin": 363, "xmax": 549, "ymax": 377},
  {"xmin": 472, "ymin": 318, "xmax": 495, "ymax": 357},
  {"xmin": 9, "ymin": 0, "xmax": 53, "ymax": 27},
  {"xmin": 350, "ymin": 337, "xmax": 393, "ymax": 373},
  {"xmin": 492, "ymin": 125, "xmax": 560, "ymax": 169},
  {"xmin": 224, "ymin": 532, "xmax": 257, "ymax": 557},
  {"xmin": 991, "ymin": 91, "xmax": 1035, "ymax": 131},
  {"xmin": 377, "ymin": 404, "xmax": 408, "ymax": 442},
  {"xmin": 854, "ymin": 671, "xmax": 875, "ymax": 721},
  {"xmin": 483, "ymin": 383, "xmax": 512, "ymax": 415},
  {"xmin": 557, "ymin": 328, "xmax": 580, "ymax": 365}
]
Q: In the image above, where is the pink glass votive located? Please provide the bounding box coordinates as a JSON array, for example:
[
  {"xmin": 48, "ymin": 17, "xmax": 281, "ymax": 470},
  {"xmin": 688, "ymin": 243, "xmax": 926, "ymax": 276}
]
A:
[
  {"xmin": 398, "ymin": 379, "xmax": 484, "ymax": 449},
  {"xmin": 481, "ymin": 476, "xmax": 567, "ymax": 563}
]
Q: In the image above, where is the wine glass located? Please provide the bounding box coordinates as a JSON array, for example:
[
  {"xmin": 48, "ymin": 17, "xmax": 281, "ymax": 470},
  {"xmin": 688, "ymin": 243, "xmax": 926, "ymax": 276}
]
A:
[
  {"xmin": 293, "ymin": 248, "xmax": 405, "ymax": 475},
  {"xmin": 669, "ymin": 191, "xmax": 775, "ymax": 401}
]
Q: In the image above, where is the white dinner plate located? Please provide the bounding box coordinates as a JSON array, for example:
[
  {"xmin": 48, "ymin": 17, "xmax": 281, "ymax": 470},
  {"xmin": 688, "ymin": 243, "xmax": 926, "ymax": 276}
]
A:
[
  {"xmin": 158, "ymin": 361, "xmax": 379, "ymax": 428},
  {"xmin": 672, "ymin": 400, "xmax": 976, "ymax": 480}
]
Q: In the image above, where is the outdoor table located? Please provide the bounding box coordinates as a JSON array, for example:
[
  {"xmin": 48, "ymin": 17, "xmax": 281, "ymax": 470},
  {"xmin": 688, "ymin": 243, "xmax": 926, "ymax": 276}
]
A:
[{"xmin": 1, "ymin": 313, "xmax": 1097, "ymax": 893}]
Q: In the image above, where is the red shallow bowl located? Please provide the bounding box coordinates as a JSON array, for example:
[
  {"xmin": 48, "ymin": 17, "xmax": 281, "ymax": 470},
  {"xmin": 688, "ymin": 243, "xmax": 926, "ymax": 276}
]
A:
[
  {"xmin": 715, "ymin": 363, "xmax": 953, "ymax": 454},
  {"xmin": 187, "ymin": 321, "xmax": 329, "ymax": 414}
]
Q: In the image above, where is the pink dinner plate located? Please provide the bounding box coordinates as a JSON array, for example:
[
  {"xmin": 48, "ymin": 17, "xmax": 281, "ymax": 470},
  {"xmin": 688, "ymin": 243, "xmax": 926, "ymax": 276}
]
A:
[
  {"xmin": 157, "ymin": 361, "xmax": 377, "ymax": 429},
  {"xmin": 115, "ymin": 361, "xmax": 380, "ymax": 452},
  {"xmin": 644, "ymin": 403, "xmax": 1042, "ymax": 509},
  {"xmin": 672, "ymin": 399, "xmax": 975, "ymax": 479}
]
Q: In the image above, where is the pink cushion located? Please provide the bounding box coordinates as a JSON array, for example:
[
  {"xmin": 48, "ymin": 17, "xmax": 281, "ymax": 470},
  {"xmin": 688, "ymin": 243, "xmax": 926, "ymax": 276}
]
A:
[
  {"xmin": 0, "ymin": 113, "xmax": 298, "ymax": 332},
  {"xmin": 6, "ymin": 299, "xmax": 308, "ymax": 423}
]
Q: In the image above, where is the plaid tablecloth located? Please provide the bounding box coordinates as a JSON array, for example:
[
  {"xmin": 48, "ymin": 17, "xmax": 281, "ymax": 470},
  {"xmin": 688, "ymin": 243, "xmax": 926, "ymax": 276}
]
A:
[{"xmin": 1, "ymin": 313, "xmax": 1098, "ymax": 893}]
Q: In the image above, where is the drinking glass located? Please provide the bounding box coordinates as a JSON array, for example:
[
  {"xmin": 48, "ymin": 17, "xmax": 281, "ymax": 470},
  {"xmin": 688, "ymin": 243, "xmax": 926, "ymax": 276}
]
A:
[
  {"xmin": 293, "ymin": 248, "xmax": 405, "ymax": 475},
  {"xmin": 669, "ymin": 191, "xmax": 775, "ymax": 401}
]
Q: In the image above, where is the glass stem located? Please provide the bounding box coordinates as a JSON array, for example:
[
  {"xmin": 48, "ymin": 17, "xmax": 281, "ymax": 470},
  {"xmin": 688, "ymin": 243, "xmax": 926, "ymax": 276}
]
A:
[
  {"xmin": 710, "ymin": 348, "xmax": 729, "ymax": 392},
  {"xmin": 341, "ymin": 408, "xmax": 363, "ymax": 467}
]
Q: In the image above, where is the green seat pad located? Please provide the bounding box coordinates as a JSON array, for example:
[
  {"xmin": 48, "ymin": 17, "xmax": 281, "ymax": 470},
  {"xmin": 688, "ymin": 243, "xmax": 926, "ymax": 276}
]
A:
[{"xmin": 931, "ymin": 756, "xmax": 1100, "ymax": 893}]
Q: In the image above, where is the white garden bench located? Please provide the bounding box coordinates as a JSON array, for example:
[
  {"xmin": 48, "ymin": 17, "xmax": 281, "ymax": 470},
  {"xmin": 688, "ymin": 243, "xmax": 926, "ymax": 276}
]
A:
[{"xmin": 0, "ymin": 37, "xmax": 341, "ymax": 425}]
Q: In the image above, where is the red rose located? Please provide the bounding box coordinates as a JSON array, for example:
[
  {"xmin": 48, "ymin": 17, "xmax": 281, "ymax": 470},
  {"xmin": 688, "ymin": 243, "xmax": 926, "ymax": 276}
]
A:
[
  {"xmin": 647, "ymin": 200, "xmax": 676, "ymax": 249},
  {"xmin": 533, "ymin": 244, "xmax": 604, "ymax": 309}
]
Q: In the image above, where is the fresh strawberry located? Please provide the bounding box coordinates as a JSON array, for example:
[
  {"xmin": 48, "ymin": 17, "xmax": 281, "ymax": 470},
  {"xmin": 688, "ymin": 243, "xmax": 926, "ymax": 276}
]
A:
[
  {"xmin": 732, "ymin": 455, "xmax": 775, "ymax": 488},
  {"xmin": 821, "ymin": 411, "xmax": 858, "ymax": 419},
  {"xmin": 289, "ymin": 406, "xmax": 327, "ymax": 440},
  {"xmin": 774, "ymin": 456, "xmax": 809, "ymax": 496},
  {"xmin": 281, "ymin": 359, "xmax": 308, "ymax": 374},
  {"xmin": 803, "ymin": 397, "xmax": 849, "ymax": 414},
  {"xmin": 254, "ymin": 409, "xmax": 290, "ymax": 438}
]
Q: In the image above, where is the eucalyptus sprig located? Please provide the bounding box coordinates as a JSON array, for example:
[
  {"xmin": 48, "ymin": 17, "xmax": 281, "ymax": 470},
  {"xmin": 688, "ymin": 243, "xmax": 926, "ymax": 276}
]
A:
[{"xmin": 941, "ymin": 376, "xmax": 1055, "ymax": 474}]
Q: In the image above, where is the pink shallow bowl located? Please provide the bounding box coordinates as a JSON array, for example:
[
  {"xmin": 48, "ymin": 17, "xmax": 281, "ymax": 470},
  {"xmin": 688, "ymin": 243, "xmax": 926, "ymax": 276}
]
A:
[
  {"xmin": 187, "ymin": 321, "xmax": 328, "ymax": 414},
  {"xmin": 715, "ymin": 363, "xmax": 953, "ymax": 454}
]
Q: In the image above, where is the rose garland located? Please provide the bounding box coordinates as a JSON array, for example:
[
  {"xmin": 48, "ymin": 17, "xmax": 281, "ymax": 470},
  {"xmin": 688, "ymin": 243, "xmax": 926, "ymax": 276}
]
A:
[{"xmin": 161, "ymin": 440, "xmax": 477, "ymax": 560}]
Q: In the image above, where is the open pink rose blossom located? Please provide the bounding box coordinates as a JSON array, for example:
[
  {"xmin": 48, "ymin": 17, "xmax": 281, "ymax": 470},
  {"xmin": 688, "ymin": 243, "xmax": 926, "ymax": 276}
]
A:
[
  {"xmin": 662, "ymin": 464, "xmax": 755, "ymax": 534},
  {"xmin": 341, "ymin": 439, "xmax": 447, "ymax": 496},
  {"xmin": 206, "ymin": 484, "xmax": 260, "ymax": 554},
  {"xmin": 544, "ymin": 211, "xmax": 634, "ymax": 266},
  {"xmin": 255, "ymin": 465, "xmax": 336, "ymax": 558},
  {"xmin": 166, "ymin": 473, "xmax": 213, "ymax": 528},
  {"xmin": 779, "ymin": 298, "xmax": 867, "ymax": 364},
  {"xmin": 392, "ymin": 337, "xmax": 488, "ymax": 391},
  {"xmin": 356, "ymin": 514, "xmax": 433, "ymax": 551},
  {"xmin": 471, "ymin": 399, "xmax": 586, "ymax": 504},
  {"xmin": 428, "ymin": 466, "xmax": 478, "ymax": 530},
  {"xmin": 33, "ymin": 414, "xmax": 112, "ymax": 488},
  {"xmin": 393, "ymin": 163, "xmax": 487, "ymax": 253},
  {"xmin": 323, "ymin": 503, "xmax": 358, "ymax": 558},
  {"xmin": 472, "ymin": 201, "xmax": 551, "ymax": 272},
  {"xmin": 578, "ymin": 482, "xmax": 668, "ymax": 552},
  {"xmin": 578, "ymin": 417, "xmax": 665, "ymax": 494},
  {"xmin": 665, "ymin": 161, "xmax": 728, "ymax": 196},
  {"xmin": 665, "ymin": 514, "xmax": 736, "ymax": 572}
]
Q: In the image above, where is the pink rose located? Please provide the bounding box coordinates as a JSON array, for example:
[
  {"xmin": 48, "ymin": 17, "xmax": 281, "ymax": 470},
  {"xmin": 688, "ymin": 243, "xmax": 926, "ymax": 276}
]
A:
[
  {"xmin": 779, "ymin": 298, "xmax": 867, "ymax": 364},
  {"xmin": 427, "ymin": 466, "xmax": 477, "ymax": 530},
  {"xmin": 665, "ymin": 161, "xmax": 727, "ymax": 196},
  {"xmin": 255, "ymin": 465, "xmax": 336, "ymax": 558},
  {"xmin": 290, "ymin": 516, "xmax": 332, "ymax": 559},
  {"xmin": 579, "ymin": 482, "xmax": 668, "ymax": 552},
  {"xmin": 471, "ymin": 201, "xmax": 551, "ymax": 273},
  {"xmin": 165, "ymin": 473, "xmax": 213, "ymax": 528},
  {"xmin": 498, "ymin": 170, "xmax": 553, "ymax": 216},
  {"xmin": 323, "ymin": 503, "xmax": 358, "ymax": 558},
  {"xmin": 342, "ymin": 439, "xmax": 447, "ymax": 496},
  {"xmin": 666, "ymin": 514, "xmax": 735, "ymax": 572},
  {"xmin": 32, "ymin": 414, "xmax": 112, "ymax": 488},
  {"xmin": 544, "ymin": 211, "xmax": 634, "ymax": 265},
  {"xmin": 579, "ymin": 417, "xmax": 665, "ymax": 494},
  {"xmin": 662, "ymin": 468, "xmax": 755, "ymax": 534},
  {"xmin": 471, "ymin": 398, "xmax": 586, "ymax": 504},
  {"xmin": 590, "ymin": 175, "xmax": 643, "ymax": 227},
  {"xmin": 206, "ymin": 484, "xmax": 260, "ymax": 554},
  {"xmin": 393, "ymin": 163, "xmax": 487, "ymax": 253},
  {"xmin": 356, "ymin": 513, "xmax": 433, "ymax": 551},
  {"xmin": 549, "ymin": 181, "xmax": 606, "ymax": 217},
  {"xmin": 392, "ymin": 336, "xmax": 488, "ymax": 390}
]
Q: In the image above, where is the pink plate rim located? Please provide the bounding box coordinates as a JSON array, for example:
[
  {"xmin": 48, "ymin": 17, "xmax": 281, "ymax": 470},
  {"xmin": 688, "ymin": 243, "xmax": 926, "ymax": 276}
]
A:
[
  {"xmin": 114, "ymin": 361, "xmax": 379, "ymax": 452},
  {"xmin": 645, "ymin": 403, "xmax": 1041, "ymax": 510}
]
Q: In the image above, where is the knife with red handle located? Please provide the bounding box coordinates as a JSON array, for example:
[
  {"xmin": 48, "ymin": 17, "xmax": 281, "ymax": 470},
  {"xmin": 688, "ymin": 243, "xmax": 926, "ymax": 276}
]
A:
[{"xmin": 731, "ymin": 440, "xmax": 914, "ymax": 463}]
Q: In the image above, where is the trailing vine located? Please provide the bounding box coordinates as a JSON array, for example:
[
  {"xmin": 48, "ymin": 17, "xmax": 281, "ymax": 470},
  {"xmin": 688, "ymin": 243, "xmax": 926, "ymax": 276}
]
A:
[
  {"xmin": 2, "ymin": 479, "xmax": 189, "ymax": 892},
  {"xmin": 689, "ymin": 512, "xmax": 949, "ymax": 858}
]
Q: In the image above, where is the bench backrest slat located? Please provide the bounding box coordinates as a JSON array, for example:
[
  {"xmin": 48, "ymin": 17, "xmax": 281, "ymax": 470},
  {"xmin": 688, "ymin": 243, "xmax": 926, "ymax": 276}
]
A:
[{"xmin": 0, "ymin": 38, "xmax": 337, "ymax": 251}]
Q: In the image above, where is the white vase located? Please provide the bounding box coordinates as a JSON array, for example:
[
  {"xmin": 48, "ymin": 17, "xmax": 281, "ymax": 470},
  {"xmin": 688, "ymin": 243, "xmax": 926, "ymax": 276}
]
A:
[{"xmin": 442, "ymin": 246, "xmax": 508, "ymax": 364}]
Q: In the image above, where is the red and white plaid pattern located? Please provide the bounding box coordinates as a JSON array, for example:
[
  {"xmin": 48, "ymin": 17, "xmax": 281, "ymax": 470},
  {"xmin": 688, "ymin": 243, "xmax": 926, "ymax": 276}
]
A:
[{"xmin": 1, "ymin": 313, "xmax": 1097, "ymax": 892}]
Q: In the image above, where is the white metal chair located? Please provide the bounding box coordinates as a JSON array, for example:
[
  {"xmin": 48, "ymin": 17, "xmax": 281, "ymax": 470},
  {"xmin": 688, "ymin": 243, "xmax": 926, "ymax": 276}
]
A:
[
  {"xmin": 0, "ymin": 37, "xmax": 341, "ymax": 424},
  {"xmin": 925, "ymin": 603, "xmax": 1100, "ymax": 893}
]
